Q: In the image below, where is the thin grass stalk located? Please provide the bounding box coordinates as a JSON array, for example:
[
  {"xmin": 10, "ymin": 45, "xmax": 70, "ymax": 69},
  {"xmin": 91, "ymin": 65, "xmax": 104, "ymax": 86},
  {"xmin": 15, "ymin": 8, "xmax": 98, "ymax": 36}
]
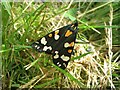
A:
[{"xmin": 108, "ymin": 4, "xmax": 114, "ymax": 89}]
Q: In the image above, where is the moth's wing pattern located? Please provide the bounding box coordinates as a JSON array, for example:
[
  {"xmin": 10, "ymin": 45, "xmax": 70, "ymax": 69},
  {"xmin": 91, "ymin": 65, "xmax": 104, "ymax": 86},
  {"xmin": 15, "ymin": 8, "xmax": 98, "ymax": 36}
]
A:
[
  {"xmin": 31, "ymin": 31, "xmax": 55, "ymax": 54},
  {"xmin": 31, "ymin": 21, "xmax": 78, "ymax": 69},
  {"xmin": 52, "ymin": 22, "xmax": 78, "ymax": 69},
  {"xmin": 31, "ymin": 24, "xmax": 72, "ymax": 54},
  {"xmin": 32, "ymin": 25, "xmax": 75, "ymax": 54}
]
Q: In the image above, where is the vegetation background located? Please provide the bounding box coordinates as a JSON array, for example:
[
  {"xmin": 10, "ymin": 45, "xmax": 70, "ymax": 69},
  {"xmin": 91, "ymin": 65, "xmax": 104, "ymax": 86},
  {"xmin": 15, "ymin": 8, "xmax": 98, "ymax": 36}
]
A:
[{"xmin": 1, "ymin": 1, "xmax": 120, "ymax": 89}]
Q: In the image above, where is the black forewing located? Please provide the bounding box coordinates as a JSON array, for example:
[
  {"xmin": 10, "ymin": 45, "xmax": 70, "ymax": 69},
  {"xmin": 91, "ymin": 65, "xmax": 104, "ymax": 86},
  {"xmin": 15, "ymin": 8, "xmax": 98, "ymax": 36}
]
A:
[
  {"xmin": 32, "ymin": 24, "xmax": 75, "ymax": 54},
  {"xmin": 31, "ymin": 22, "xmax": 78, "ymax": 69},
  {"xmin": 52, "ymin": 22, "xmax": 78, "ymax": 69}
]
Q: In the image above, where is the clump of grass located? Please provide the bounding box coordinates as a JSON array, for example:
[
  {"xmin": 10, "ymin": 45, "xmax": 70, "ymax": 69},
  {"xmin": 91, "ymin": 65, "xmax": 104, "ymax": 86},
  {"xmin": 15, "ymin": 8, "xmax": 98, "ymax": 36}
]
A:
[{"xmin": 1, "ymin": 1, "xmax": 120, "ymax": 89}]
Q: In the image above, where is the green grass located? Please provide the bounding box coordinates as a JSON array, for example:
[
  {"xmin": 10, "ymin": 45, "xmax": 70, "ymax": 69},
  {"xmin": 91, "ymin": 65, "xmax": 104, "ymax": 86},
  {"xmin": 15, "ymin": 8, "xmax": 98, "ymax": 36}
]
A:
[{"xmin": 1, "ymin": 1, "xmax": 120, "ymax": 89}]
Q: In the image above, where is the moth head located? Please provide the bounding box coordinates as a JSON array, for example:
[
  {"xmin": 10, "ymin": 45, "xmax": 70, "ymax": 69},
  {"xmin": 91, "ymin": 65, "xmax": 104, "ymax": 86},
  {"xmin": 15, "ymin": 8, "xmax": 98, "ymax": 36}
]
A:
[{"xmin": 70, "ymin": 21, "xmax": 78, "ymax": 31}]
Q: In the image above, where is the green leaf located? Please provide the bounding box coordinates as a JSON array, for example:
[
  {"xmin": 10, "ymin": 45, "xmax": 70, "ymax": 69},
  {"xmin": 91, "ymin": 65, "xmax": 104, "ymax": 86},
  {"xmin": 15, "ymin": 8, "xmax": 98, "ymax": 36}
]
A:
[
  {"xmin": 65, "ymin": 8, "xmax": 78, "ymax": 21},
  {"xmin": 72, "ymin": 52, "xmax": 93, "ymax": 60},
  {"xmin": 35, "ymin": 78, "xmax": 60, "ymax": 88},
  {"xmin": 2, "ymin": 1, "xmax": 11, "ymax": 15},
  {"xmin": 52, "ymin": 63, "xmax": 86, "ymax": 88}
]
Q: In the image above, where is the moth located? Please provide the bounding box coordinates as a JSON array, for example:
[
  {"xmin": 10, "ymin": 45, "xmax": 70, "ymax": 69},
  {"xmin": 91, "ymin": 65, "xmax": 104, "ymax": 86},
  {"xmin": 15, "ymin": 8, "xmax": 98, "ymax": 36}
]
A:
[{"xmin": 32, "ymin": 21, "xmax": 78, "ymax": 69}]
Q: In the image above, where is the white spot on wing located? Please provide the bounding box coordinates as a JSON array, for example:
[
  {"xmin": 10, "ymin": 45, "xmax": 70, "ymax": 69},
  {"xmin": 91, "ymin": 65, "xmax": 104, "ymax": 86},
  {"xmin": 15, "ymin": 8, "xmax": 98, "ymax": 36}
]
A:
[
  {"xmin": 43, "ymin": 46, "xmax": 48, "ymax": 51},
  {"xmin": 63, "ymin": 63, "xmax": 66, "ymax": 67},
  {"xmin": 54, "ymin": 54, "xmax": 59, "ymax": 59},
  {"xmin": 43, "ymin": 46, "xmax": 52, "ymax": 51},
  {"xmin": 54, "ymin": 35, "xmax": 59, "ymax": 40},
  {"xmin": 34, "ymin": 45, "xmax": 38, "ymax": 48},
  {"xmin": 41, "ymin": 37, "xmax": 47, "ymax": 45},
  {"xmin": 48, "ymin": 46, "xmax": 52, "ymax": 50},
  {"xmin": 55, "ymin": 51, "xmax": 58, "ymax": 54},
  {"xmin": 61, "ymin": 55, "xmax": 70, "ymax": 61},
  {"xmin": 57, "ymin": 62, "xmax": 60, "ymax": 65},
  {"xmin": 53, "ymin": 51, "xmax": 59, "ymax": 59},
  {"xmin": 56, "ymin": 62, "xmax": 61, "ymax": 67},
  {"xmin": 35, "ymin": 42, "xmax": 39, "ymax": 44},
  {"xmin": 58, "ymin": 64, "xmax": 61, "ymax": 67},
  {"xmin": 37, "ymin": 46, "xmax": 40, "ymax": 49},
  {"xmin": 64, "ymin": 42, "xmax": 69, "ymax": 48}
]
